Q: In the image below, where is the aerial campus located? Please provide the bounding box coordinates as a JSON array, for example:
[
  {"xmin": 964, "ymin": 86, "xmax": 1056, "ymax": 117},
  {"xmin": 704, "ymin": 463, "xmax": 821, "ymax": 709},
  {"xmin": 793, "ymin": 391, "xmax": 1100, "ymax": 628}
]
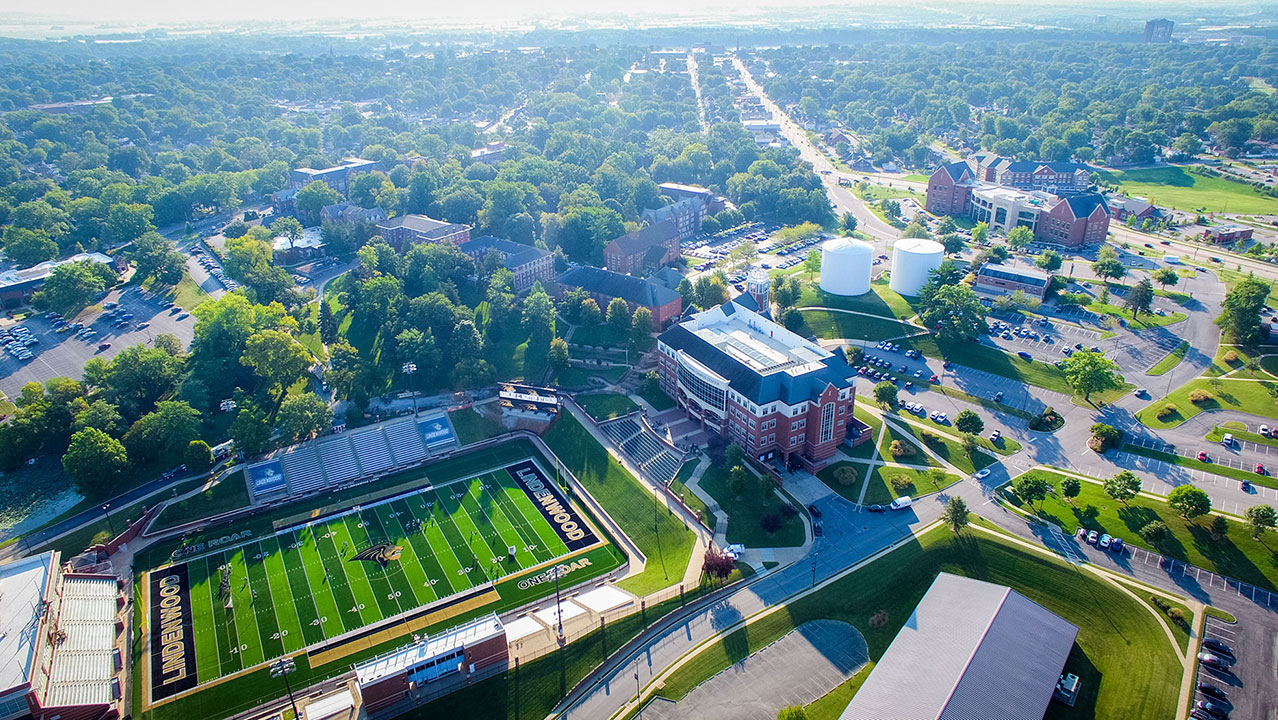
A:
[{"xmin": 2, "ymin": 4, "xmax": 1278, "ymax": 720}]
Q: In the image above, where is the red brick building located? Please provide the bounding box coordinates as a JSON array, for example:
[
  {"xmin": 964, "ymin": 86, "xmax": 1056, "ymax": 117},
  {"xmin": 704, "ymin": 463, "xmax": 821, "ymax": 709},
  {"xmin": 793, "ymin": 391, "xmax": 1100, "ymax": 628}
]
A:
[
  {"xmin": 655, "ymin": 300, "xmax": 867, "ymax": 470},
  {"xmin": 1203, "ymin": 225, "xmax": 1254, "ymax": 244},
  {"xmin": 375, "ymin": 215, "xmax": 471, "ymax": 251},
  {"xmin": 1035, "ymin": 194, "xmax": 1111, "ymax": 248},
  {"xmin": 603, "ymin": 221, "xmax": 680, "ymax": 275},
  {"xmin": 925, "ymin": 161, "xmax": 976, "ymax": 216},
  {"xmin": 555, "ymin": 266, "xmax": 682, "ymax": 329}
]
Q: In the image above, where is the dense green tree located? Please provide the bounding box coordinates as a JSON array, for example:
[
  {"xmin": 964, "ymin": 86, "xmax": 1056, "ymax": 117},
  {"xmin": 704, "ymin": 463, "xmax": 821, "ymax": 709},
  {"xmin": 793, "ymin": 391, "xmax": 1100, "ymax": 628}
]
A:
[
  {"xmin": 1217, "ymin": 274, "xmax": 1269, "ymax": 344},
  {"xmin": 240, "ymin": 329, "xmax": 312, "ymax": 402},
  {"xmin": 63, "ymin": 428, "xmax": 129, "ymax": 497},
  {"xmin": 277, "ymin": 393, "xmax": 332, "ymax": 442},
  {"xmin": 1063, "ymin": 349, "xmax": 1119, "ymax": 402},
  {"xmin": 32, "ymin": 259, "xmax": 115, "ymax": 311},
  {"xmin": 295, "ymin": 181, "xmax": 341, "ymax": 226},
  {"xmin": 123, "ymin": 400, "xmax": 202, "ymax": 463},
  {"xmin": 1103, "ymin": 470, "xmax": 1141, "ymax": 504},
  {"xmin": 954, "ymin": 409, "xmax": 983, "ymax": 435},
  {"xmin": 1168, "ymin": 485, "xmax": 1212, "ymax": 521}
]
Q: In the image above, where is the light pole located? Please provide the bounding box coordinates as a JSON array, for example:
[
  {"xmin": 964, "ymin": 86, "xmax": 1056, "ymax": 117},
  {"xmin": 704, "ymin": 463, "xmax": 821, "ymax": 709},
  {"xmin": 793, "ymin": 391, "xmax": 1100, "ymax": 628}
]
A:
[
  {"xmin": 269, "ymin": 657, "xmax": 299, "ymax": 720},
  {"xmin": 102, "ymin": 504, "xmax": 116, "ymax": 538},
  {"xmin": 552, "ymin": 564, "xmax": 566, "ymax": 639},
  {"xmin": 402, "ymin": 362, "xmax": 418, "ymax": 416}
]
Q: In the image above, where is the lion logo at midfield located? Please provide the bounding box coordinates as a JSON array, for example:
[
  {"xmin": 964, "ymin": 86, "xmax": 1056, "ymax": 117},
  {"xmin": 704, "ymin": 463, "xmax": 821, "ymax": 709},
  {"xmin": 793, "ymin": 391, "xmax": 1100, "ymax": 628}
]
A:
[{"xmin": 349, "ymin": 541, "xmax": 403, "ymax": 568}]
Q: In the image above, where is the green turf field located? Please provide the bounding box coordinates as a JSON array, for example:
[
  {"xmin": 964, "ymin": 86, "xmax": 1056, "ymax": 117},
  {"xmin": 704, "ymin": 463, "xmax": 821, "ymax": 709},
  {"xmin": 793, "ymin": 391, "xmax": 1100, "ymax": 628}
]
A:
[{"xmin": 144, "ymin": 458, "xmax": 607, "ymax": 703}]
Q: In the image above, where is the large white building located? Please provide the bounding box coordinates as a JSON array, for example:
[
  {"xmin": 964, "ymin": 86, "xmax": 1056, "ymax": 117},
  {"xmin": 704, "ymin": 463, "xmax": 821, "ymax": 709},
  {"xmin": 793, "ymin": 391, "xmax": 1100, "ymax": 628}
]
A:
[
  {"xmin": 969, "ymin": 185, "xmax": 1056, "ymax": 234},
  {"xmin": 0, "ymin": 552, "xmax": 123, "ymax": 720}
]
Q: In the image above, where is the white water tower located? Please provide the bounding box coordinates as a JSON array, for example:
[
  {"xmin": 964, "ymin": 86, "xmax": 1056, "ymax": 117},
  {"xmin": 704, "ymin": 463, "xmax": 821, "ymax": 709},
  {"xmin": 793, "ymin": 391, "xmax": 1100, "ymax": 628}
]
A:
[
  {"xmin": 819, "ymin": 237, "xmax": 873, "ymax": 296},
  {"xmin": 889, "ymin": 238, "xmax": 944, "ymax": 296}
]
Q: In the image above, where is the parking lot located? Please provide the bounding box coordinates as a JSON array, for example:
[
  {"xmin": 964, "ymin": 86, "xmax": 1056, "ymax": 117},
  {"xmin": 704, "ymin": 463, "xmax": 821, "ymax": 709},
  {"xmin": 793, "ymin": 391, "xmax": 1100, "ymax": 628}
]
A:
[{"xmin": 0, "ymin": 287, "xmax": 195, "ymax": 398}]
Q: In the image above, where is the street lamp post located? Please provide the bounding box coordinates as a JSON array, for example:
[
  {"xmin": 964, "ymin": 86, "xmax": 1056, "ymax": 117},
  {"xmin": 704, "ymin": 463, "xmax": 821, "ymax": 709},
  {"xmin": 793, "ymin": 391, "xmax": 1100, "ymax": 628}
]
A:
[
  {"xmin": 269, "ymin": 657, "xmax": 299, "ymax": 720},
  {"xmin": 552, "ymin": 564, "xmax": 566, "ymax": 639},
  {"xmin": 402, "ymin": 362, "xmax": 418, "ymax": 416},
  {"xmin": 102, "ymin": 504, "xmax": 116, "ymax": 538}
]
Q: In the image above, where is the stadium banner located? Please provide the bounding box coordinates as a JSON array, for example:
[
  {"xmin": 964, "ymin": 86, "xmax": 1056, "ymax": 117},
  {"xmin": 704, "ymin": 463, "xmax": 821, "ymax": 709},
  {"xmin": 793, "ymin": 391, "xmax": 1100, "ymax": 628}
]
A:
[
  {"xmin": 419, "ymin": 415, "xmax": 456, "ymax": 447},
  {"xmin": 507, "ymin": 460, "xmax": 597, "ymax": 551},
  {"xmin": 247, "ymin": 460, "xmax": 287, "ymax": 494},
  {"xmin": 149, "ymin": 563, "xmax": 198, "ymax": 701}
]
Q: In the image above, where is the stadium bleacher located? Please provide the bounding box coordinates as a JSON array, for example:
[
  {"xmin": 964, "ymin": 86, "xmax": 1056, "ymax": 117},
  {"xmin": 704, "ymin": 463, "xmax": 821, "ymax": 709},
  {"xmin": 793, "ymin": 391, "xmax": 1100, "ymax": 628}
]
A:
[
  {"xmin": 352, "ymin": 428, "xmax": 394, "ymax": 474},
  {"xmin": 645, "ymin": 451, "xmax": 683, "ymax": 485},
  {"xmin": 319, "ymin": 439, "xmax": 361, "ymax": 485},
  {"xmin": 599, "ymin": 416, "xmax": 685, "ymax": 486},
  {"xmin": 384, "ymin": 420, "xmax": 426, "ymax": 466},
  {"xmin": 280, "ymin": 446, "xmax": 326, "ymax": 494},
  {"xmin": 600, "ymin": 417, "xmax": 641, "ymax": 445},
  {"xmin": 621, "ymin": 433, "xmax": 663, "ymax": 465}
]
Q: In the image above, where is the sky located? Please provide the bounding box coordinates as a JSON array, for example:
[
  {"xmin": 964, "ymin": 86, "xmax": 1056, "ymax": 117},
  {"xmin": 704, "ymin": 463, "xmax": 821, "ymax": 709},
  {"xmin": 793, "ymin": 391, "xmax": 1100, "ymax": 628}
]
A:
[{"xmin": 0, "ymin": 0, "xmax": 1229, "ymax": 29}]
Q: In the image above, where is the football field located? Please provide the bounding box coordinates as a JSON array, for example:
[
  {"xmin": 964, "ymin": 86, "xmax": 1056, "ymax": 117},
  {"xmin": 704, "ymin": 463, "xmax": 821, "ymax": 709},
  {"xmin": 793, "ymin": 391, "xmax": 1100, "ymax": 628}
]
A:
[{"xmin": 145, "ymin": 458, "xmax": 604, "ymax": 702}]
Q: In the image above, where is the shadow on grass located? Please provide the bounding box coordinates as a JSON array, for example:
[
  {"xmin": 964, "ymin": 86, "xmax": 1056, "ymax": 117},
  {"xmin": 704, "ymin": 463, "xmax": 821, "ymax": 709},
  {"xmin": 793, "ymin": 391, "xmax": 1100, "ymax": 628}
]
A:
[
  {"xmin": 1044, "ymin": 645, "xmax": 1101, "ymax": 720},
  {"xmin": 1186, "ymin": 522, "xmax": 1276, "ymax": 592}
]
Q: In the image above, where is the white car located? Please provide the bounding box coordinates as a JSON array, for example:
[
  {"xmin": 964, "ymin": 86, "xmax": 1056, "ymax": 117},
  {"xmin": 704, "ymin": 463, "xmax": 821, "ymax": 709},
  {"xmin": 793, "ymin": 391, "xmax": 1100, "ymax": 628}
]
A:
[{"xmin": 974, "ymin": 469, "xmax": 991, "ymax": 480}]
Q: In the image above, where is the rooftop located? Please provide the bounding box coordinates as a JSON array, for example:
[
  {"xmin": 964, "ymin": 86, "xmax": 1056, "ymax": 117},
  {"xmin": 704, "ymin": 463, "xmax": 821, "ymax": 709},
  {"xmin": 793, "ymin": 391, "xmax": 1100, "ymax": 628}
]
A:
[
  {"xmin": 354, "ymin": 614, "xmax": 504, "ymax": 686},
  {"xmin": 0, "ymin": 552, "xmax": 55, "ymax": 693},
  {"xmin": 971, "ymin": 183, "xmax": 1056, "ymax": 206},
  {"xmin": 977, "ymin": 262, "xmax": 1051, "ymax": 286},
  {"xmin": 293, "ymin": 157, "xmax": 379, "ymax": 177},
  {"xmin": 460, "ymin": 235, "xmax": 551, "ymax": 268},
  {"xmin": 377, "ymin": 214, "xmax": 467, "ymax": 236},
  {"xmin": 273, "ymin": 226, "xmax": 324, "ymax": 252},
  {"xmin": 0, "ymin": 253, "xmax": 114, "ymax": 291},
  {"xmin": 658, "ymin": 182, "xmax": 714, "ymax": 196},
  {"xmin": 840, "ymin": 573, "xmax": 1078, "ymax": 720},
  {"xmin": 607, "ymin": 221, "xmax": 679, "ymax": 257},
  {"xmin": 557, "ymin": 266, "xmax": 681, "ymax": 308},
  {"xmin": 690, "ymin": 304, "xmax": 827, "ymax": 375},
  {"xmin": 44, "ymin": 575, "xmax": 119, "ymax": 708}
]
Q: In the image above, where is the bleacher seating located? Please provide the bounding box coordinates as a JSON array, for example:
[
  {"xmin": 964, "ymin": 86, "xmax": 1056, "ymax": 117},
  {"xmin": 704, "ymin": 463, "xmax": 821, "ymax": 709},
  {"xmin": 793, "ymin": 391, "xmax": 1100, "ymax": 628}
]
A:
[
  {"xmin": 319, "ymin": 439, "xmax": 360, "ymax": 485},
  {"xmin": 645, "ymin": 451, "xmax": 683, "ymax": 485},
  {"xmin": 281, "ymin": 447, "xmax": 326, "ymax": 494},
  {"xmin": 622, "ymin": 433, "xmax": 664, "ymax": 466},
  {"xmin": 384, "ymin": 420, "xmax": 426, "ymax": 466},
  {"xmin": 600, "ymin": 417, "xmax": 641, "ymax": 445},
  {"xmin": 353, "ymin": 429, "xmax": 393, "ymax": 474}
]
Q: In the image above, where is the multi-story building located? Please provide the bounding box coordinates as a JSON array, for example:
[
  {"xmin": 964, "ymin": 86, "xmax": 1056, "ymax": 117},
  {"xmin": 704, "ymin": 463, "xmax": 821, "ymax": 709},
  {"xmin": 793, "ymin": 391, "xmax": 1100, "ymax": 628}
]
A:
[
  {"xmin": 288, "ymin": 158, "xmax": 381, "ymax": 194},
  {"xmin": 973, "ymin": 263, "xmax": 1053, "ymax": 300},
  {"xmin": 0, "ymin": 552, "xmax": 124, "ymax": 720},
  {"xmin": 641, "ymin": 198, "xmax": 704, "ymax": 241},
  {"xmin": 458, "ymin": 236, "xmax": 556, "ymax": 293},
  {"xmin": 375, "ymin": 215, "xmax": 471, "ymax": 250},
  {"xmin": 554, "ymin": 266, "xmax": 682, "ymax": 329},
  {"xmin": 1105, "ymin": 195, "xmax": 1158, "ymax": 223},
  {"xmin": 1145, "ymin": 18, "xmax": 1175, "ymax": 43},
  {"xmin": 0, "ymin": 253, "xmax": 118, "ymax": 308},
  {"xmin": 470, "ymin": 142, "xmax": 508, "ymax": 164},
  {"xmin": 926, "ymin": 159, "xmax": 1110, "ymax": 248},
  {"xmin": 1203, "ymin": 225, "xmax": 1254, "ymax": 244},
  {"xmin": 655, "ymin": 300, "xmax": 865, "ymax": 470},
  {"xmin": 603, "ymin": 221, "xmax": 680, "ymax": 275},
  {"xmin": 320, "ymin": 202, "xmax": 388, "ymax": 225},
  {"xmin": 969, "ymin": 155, "xmax": 1091, "ymax": 194}
]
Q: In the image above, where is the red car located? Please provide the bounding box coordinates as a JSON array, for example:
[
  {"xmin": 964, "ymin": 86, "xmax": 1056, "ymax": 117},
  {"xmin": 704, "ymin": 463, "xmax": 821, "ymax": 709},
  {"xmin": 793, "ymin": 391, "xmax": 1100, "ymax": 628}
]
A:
[
  {"xmin": 1197, "ymin": 451, "xmax": 1209, "ymax": 462},
  {"xmin": 1256, "ymin": 463, "xmax": 1266, "ymax": 475},
  {"xmin": 929, "ymin": 374, "xmax": 939, "ymax": 383}
]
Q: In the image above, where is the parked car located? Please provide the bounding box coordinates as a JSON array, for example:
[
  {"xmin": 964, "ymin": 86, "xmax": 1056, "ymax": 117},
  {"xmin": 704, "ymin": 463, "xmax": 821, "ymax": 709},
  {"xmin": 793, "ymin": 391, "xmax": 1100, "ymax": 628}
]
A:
[
  {"xmin": 866, "ymin": 504, "xmax": 885, "ymax": 513},
  {"xmin": 990, "ymin": 430, "xmax": 1001, "ymax": 441},
  {"xmin": 973, "ymin": 468, "xmax": 991, "ymax": 480},
  {"xmin": 1197, "ymin": 652, "xmax": 1230, "ymax": 670},
  {"xmin": 1197, "ymin": 682, "xmax": 1228, "ymax": 701},
  {"xmin": 1261, "ymin": 424, "xmax": 1271, "ymax": 437},
  {"xmin": 1202, "ymin": 639, "xmax": 1234, "ymax": 657},
  {"xmin": 1255, "ymin": 463, "xmax": 1266, "ymax": 475},
  {"xmin": 1098, "ymin": 533, "xmax": 1112, "ymax": 549},
  {"xmin": 97, "ymin": 342, "xmax": 111, "ymax": 351},
  {"xmin": 808, "ymin": 504, "xmax": 822, "ymax": 519},
  {"xmin": 1198, "ymin": 451, "xmax": 1210, "ymax": 462},
  {"xmin": 1110, "ymin": 537, "xmax": 1124, "ymax": 553},
  {"xmin": 1017, "ymin": 351, "xmax": 1033, "ymax": 361},
  {"xmin": 1195, "ymin": 699, "xmax": 1230, "ymax": 719},
  {"xmin": 1086, "ymin": 530, "xmax": 1099, "ymax": 545}
]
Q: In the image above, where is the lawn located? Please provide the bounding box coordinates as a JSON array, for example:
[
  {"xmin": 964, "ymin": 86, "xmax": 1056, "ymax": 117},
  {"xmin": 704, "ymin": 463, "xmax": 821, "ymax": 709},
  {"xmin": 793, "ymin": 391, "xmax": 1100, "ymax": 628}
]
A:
[
  {"xmin": 543, "ymin": 412, "xmax": 696, "ymax": 596},
  {"xmin": 1206, "ymin": 344, "xmax": 1269, "ymax": 380},
  {"xmin": 815, "ymin": 461, "xmax": 867, "ymax": 502},
  {"xmin": 1136, "ymin": 376, "xmax": 1278, "ymax": 428},
  {"xmin": 698, "ymin": 465, "xmax": 804, "ymax": 547},
  {"xmin": 1086, "ymin": 301, "xmax": 1186, "ymax": 329},
  {"xmin": 554, "ymin": 364, "xmax": 627, "ymax": 388},
  {"xmin": 1096, "ymin": 166, "xmax": 1278, "ymax": 214},
  {"xmin": 652, "ymin": 523, "xmax": 1182, "ymax": 720},
  {"xmin": 149, "ymin": 473, "xmax": 249, "ymax": 532},
  {"xmin": 1004, "ymin": 469, "xmax": 1278, "ymax": 591},
  {"xmin": 877, "ymin": 423, "xmax": 940, "ymax": 468},
  {"xmin": 852, "ymin": 183, "xmax": 919, "ymax": 202},
  {"xmin": 797, "ymin": 276, "xmax": 916, "ymax": 322},
  {"xmin": 447, "ymin": 407, "xmax": 506, "ymax": 445},
  {"xmin": 1129, "ymin": 586, "xmax": 1193, "ymax": 653},
  {"xmin": 639, "ymin": 384, "xmax": 676, "ymax": 411},
  {"xmin": 296, "ymin": 302, "xmax": 327, "ymax": 362},
  {"xmin": 669, "ymin": 460, "xmax": 715, "ymax": 529},
  {"xmin": 576, "ymin": 393, "xmax": 639, "ymax": 420},
  {"xmin": 1146, "ymin": 341, "xmax": 1189, "ymax": 376},
  {"xmin": 862, "ymin": 464, "xmax": 961, "ymax": 505},
  {"xmin": 801, "ymin": 309, "xmax": 920, "ymax": 343},
  {"xmin": 881, "ymin": 417, "xmax": 994, "ymax": 475},
  {"xmin": 846, "ymin": 405, "xmax": 883, "ymax": 459},
  {"xmin": 884, "ymin": 409, "xmax": 1022, "ymax": 456}
]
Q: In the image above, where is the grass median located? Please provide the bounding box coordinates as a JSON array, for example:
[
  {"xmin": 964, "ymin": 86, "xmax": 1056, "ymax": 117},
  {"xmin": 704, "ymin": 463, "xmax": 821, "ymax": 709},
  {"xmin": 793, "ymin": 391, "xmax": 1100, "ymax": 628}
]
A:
[
  {"xmin": 1136, "ymin": 376, "xmax": 1278, "ymax": 428},
  {"xmin": 698, "ymin": 465, "xmax": 804, "ymax": 548},
  {"xmin": 1146, "ymin": 342, "xmax": 1189, "ymax": 376},
  {"xmin": 576, "ymin": 393, "xmax": 640, "ymax": 421}
]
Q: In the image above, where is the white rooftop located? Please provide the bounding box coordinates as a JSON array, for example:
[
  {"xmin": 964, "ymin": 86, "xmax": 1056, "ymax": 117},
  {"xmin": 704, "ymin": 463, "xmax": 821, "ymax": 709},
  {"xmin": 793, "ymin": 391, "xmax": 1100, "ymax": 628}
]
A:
[
  {"xmin": 354, "ymin": 614, "xmax": 504, "ymax": 686},
  {"xmin": 44, "ymin": 575, "xmax": 119, "ymax": 708},
  {"xmin": 533, "ymin": 601, "xmax": 586, "ymax": 628},
  {"xmin": 0, "ymin": 253, "xmax": 113, "ymax": 290},
  {"xmin": 682, "ymin": 303, "xmax": 830, "ymax": 377},
  {"xmin": 304, "ymin": 689, "xmax": 356, "ymax": 720},
  {"xmin": 273, "ymin": 226, "xmax": 323, "ymax": 252},
  {"xmin": 0, "ymin": 553, "xmax": 54, "ymax": 694},
  {"xmin": 502, "ymin": 615, "xmax": 547, "ymax": 643},
  {"xmin": 572, "ymin": 585, "xmax": 633, "ymax": 614},
  {"xmin": 971, "ymin": 182, "xmax": 1056, "ymax": 206}
]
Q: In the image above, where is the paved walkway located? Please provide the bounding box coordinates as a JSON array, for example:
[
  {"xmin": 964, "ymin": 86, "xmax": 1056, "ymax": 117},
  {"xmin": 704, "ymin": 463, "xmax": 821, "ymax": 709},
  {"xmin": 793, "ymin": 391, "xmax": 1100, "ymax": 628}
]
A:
[{"xmin": 642, "ymin": 620, "xmax": 868, "ymax": 720}]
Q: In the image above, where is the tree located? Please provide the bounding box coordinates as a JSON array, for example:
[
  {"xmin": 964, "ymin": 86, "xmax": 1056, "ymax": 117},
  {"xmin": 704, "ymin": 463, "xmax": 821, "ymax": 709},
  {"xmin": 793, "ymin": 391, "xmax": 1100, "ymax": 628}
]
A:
[
  {"xmin": 676, "ymin": 278, "xmax": 694, "ymax": 309},
  {"xmin": 942, "ymin": 496, "xmax": 969, "ymax": 534},
  {"xmin": 74, "ymin": 400, "xmax": 124, "ymax": 436},
  {"xmin": 241, "ymin": 329, "xmax": 312, "ymax": 402},
  {"xmin": 1006, "ymin": 225, "xmax": 1033, "ymax": 251},
  {"xmin": 1061, "ymin": 477, "xmax": 1081, "ymax": 504},
  {"xmin": 270, "ymin": 216, "xmax": 304, "ymax": 248},
  {"xmin": 184, "ymin": 440, "xmax": 214, "ymax": 470},
  {"xmin": 295, "ymin": 181, "xmax": 341, "ymax": 226},
  {"xmin": 702, "ymin": 547, "xmax": 736, "ymax": 583},
  {"xmin": 1103, "ymin": 470, "xmax": 1141, "ymax": 504},
  {"xmin": 804, "ymin": 249, "xmax": 821, "ymax": 278},
  {"xmin": 954, "ymin": 409, "xmax": 984, "ymax": 435},
  {"xmin": 1091, "ymin": 247, "xmax": 1126, "ymax": 284},
  {"xmin": 1141, "ymin": 520, "xmax": 1170, "ymax": 544},
  {"xmin": 839, "ymin": 212, "xmax": 858, "ymax": 233},
  {"xmin": 32, "ymin": 260, "xmax": 114, "ymax": 312},
  {"xmin": 1168, "ymin": 485, "xmax": 1212, "ymax": 521},
  {"xmin": 548, "ymin": 337, "xmax": 570, "ymax": 369},
  {"xmin": 961, "ymin": 432, "xmax": 979, "ymax": 457},
  {"xmin": 777, "ymin": 707, "xmax": 809, "ymax": 720},
  {"xmin": 275, "ymin": 392, "xmax": 331, "ymax": 444},
  {"xmin": 919, "ymin": 284, "xmax": 987, "ymax": 341},
  {"xmin": 729, "ymin": 465, "xmax": 751, "ymax": 498},
  {"xmin": 937, "ymin": 216, "xmax": 957, "ymax": 235},
  {"xmin": 3, "ymin": 227, "xmax": 58, "ymax": 267},
  {"xmin": 1217, "ymin": 275, "xmax": 1269, "ymax": 344},
  {"xmin": 1014, "ymin": 474, "xmax": 1051, "ymax": 512},
  {"xmin": 902, "ymin": 221, "xmax": 931, "ymax": 239},
  {"xmin": 971, "ymin": 222, "xmax": 988, "ymax": 245},
  {"xmin": 631, "ymin": 307, "xmax": 653, "ymax": 345},
  {"xmin": 1036, "ymin": 249, "xmax": 1063, "ymax": 272},
  {"xmin": 129, "ymin": 232, "xmax": 185, "ymax": 286},
  {"xmin": 319, "ymin": 301, "xmax": 338, "ymax": 344},
  {"xmin": 1151, "ymin": 267, "xmax": 1179, "ymax": 290},
  {"xmin": 62, "ymin": 427, "xmax": 128, "ymax": 497},
  {"xmin": 123, "ymin": 401, "xmax": 202, "ymax": 464},
  {"xmin": 873, "ymin": 380, "xmax": 898, "ymax": 407},
  {"xmin": 229, "ymin": 402, "xmax": 272, "ymax": 456},
  {"xmin": 1089, "ymin": 422, "xmax": 1123, "ymax": 451},
  {"xmin": 1245, "ymin": 504, "xmax": 1277, "ymax": 539},
  {"xmin": 939, "ymin": 233, "xmax": 966, "ymax": 255},
  {"xmin": 522, "ymin": 286, "xmax": 557, "ymax": 347},
  {"xmin": 106, "ymin": 202, "xmax": 155, "ymax": 244},
  {"xmin": 693, "ymin": 275, "xmax": 729, "ymax": 308},
  {"xmin": 1063, "ymin": 349, "xmax": 1120, "ymax": 402},
  {"xmin": 580, "ymin": 298, "xmax": 602, "ymax": 326},
  {"xmin": 1125, "ymin": 278, "xmax": 1154, "ymax": 318}
]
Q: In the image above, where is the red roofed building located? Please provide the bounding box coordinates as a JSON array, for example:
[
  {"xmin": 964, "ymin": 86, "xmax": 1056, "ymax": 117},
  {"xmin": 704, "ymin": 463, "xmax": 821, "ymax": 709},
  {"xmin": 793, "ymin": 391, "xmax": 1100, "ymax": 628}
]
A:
[{"xmin": 604, "ymin": 221, "xmax": 680, "ymax": 275}]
